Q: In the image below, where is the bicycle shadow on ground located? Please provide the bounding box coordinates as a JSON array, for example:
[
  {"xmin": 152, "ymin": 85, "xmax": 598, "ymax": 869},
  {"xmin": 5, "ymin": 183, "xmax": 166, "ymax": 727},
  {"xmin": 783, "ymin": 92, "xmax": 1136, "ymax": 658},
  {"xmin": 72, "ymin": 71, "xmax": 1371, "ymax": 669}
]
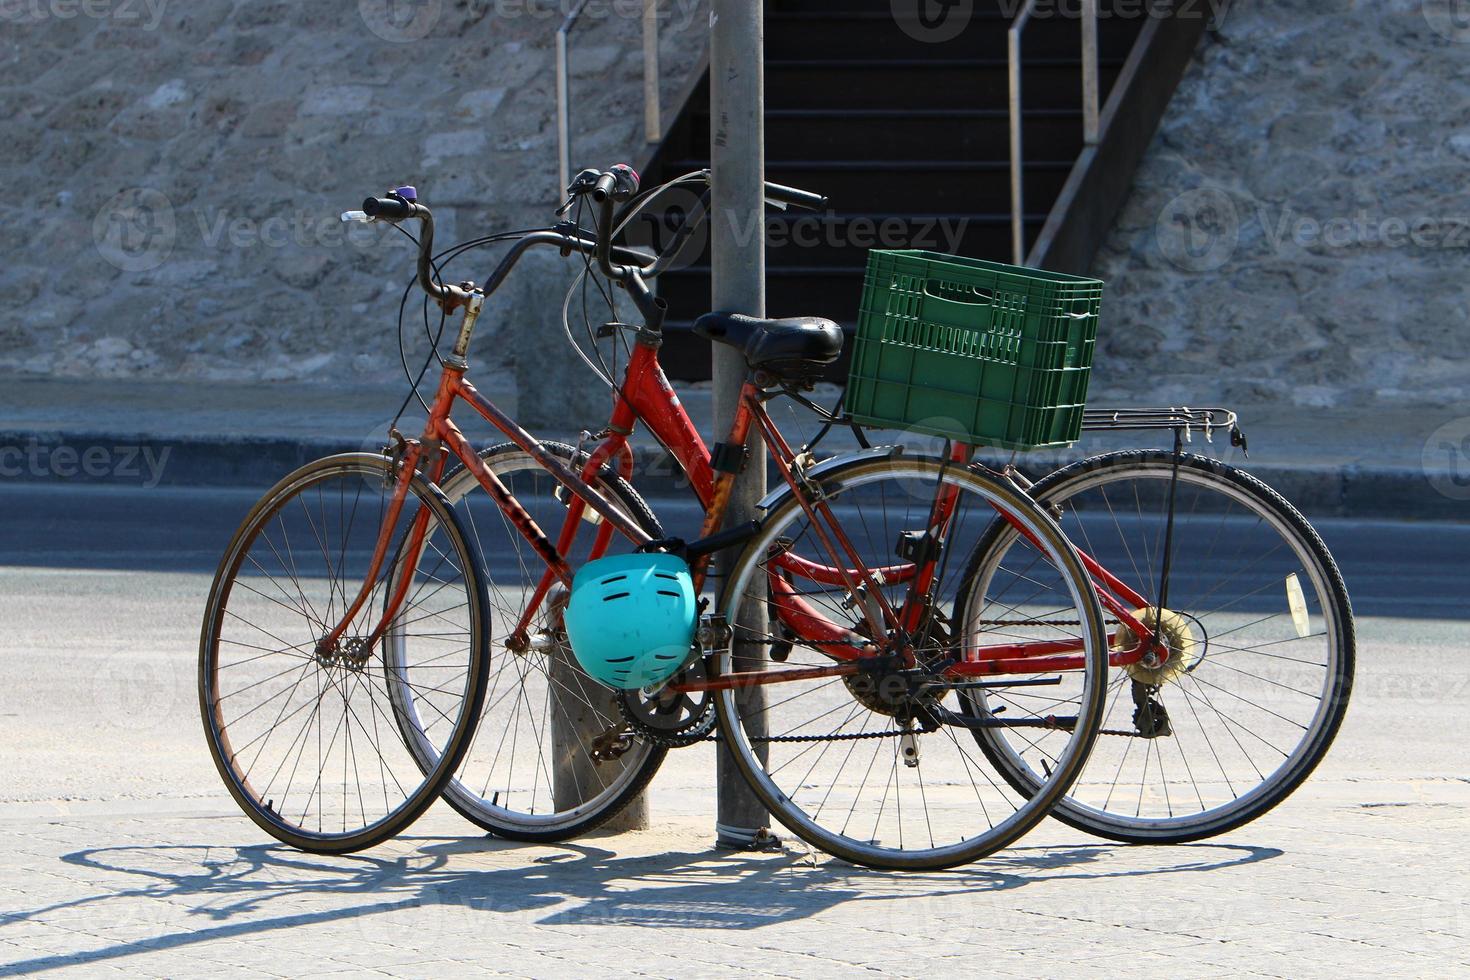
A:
[{"xmin": 0, "ymin": 835, "xmax": 1282, "ymax": 975}]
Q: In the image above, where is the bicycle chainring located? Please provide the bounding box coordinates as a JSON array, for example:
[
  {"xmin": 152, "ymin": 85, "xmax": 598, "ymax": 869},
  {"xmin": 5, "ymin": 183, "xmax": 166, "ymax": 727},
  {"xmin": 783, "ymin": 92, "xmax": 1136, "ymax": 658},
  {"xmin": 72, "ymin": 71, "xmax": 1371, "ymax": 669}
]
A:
[{"xmin": 615, "ymin": 660, "xmax": 715, "ymax": 748}]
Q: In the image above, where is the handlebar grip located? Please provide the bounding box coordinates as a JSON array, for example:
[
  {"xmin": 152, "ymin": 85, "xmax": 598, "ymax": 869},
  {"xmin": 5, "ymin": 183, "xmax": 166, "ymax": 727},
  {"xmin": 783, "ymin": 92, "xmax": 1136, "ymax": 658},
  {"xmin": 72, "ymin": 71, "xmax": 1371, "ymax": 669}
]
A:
[
  {"xmin": 764, "ymin": 181, "xmax": 827, "ymax": 212},
  {"xmin": 362, "ymin": 196, "xmax": 415, "ymax": 222},
  {"xmin": 590, "ymin": 172, "xmax": 618, "ymax": 203}
]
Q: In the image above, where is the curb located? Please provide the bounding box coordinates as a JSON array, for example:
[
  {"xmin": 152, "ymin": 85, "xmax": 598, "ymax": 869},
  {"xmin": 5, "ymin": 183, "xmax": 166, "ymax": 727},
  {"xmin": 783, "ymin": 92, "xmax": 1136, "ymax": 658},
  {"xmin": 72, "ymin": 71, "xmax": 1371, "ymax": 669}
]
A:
[{"xmin": 1, "ymin": 428, "xmax": 1463, "ymax": 522}]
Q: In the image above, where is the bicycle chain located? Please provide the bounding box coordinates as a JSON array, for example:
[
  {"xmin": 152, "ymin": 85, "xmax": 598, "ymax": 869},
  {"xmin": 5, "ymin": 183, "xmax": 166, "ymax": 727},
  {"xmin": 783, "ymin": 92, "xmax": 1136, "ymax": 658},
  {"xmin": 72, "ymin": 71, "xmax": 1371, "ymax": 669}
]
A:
[
  {"xmin": 753, "ymin": 727, "xmax": 911, "ymax": 743},
  {"xmin": 712, "ymin": 724, "xmax": 1149, "ymax": 743},
  {"xmin": 973, "ymin": 619, "xmax": 1123, "ymax": 628}
]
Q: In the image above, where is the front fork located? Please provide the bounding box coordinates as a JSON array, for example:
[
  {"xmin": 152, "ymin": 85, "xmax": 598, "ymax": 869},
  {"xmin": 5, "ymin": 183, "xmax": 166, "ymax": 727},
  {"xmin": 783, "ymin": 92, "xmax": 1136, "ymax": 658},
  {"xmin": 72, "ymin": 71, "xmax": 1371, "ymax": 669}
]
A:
[{"xmin": 313, "ymin": 437, "xmax": 448, "ymax": 660}]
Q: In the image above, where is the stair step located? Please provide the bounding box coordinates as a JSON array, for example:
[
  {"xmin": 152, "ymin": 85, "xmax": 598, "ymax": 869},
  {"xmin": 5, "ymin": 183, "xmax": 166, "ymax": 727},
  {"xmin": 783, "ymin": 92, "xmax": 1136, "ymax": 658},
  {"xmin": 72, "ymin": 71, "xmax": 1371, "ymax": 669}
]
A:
[
  {"xmin": 767, "ymin": 58, "xmax": 1124, "ymax": 110},
  {"xmin": 688, "ymin": 108, "xmax": 1088, "ymax": 161},
  {"xmin": 654, "ymin": 158, "xmax": 1070, "ymax": 212},
  {"xmin": 765, "ymin": 11, "xmax": 1143, "ymax": 60}
]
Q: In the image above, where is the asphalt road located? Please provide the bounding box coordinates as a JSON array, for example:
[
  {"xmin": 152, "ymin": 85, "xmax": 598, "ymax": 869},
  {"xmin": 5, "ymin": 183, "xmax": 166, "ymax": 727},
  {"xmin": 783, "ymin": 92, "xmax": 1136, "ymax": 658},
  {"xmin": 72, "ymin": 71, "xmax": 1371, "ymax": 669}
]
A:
[{"xmin": 2, "ymin": 482, "xmax": 1465, "ymax": 618}]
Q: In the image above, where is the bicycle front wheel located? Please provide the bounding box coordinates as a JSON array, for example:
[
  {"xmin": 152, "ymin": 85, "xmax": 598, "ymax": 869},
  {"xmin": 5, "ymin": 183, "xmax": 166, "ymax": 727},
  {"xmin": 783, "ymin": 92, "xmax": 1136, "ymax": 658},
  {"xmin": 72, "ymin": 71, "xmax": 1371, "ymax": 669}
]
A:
[
  {"xmin": 199, "ymin": 454, "xmax": 489, "ymax": 853},
  {"xmin": 963, "ymin": 450, "xmax": 1354, "ymax": 843},
  {"xmin": 714, "ymin": 454, "xmax": 1109, "ymax": 871}
]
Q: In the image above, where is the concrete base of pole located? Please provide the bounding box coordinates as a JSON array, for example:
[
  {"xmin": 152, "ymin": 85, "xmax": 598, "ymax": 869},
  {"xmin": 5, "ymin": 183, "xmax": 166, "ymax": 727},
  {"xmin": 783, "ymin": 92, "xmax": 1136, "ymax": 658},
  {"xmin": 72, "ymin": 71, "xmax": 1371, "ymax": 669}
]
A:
[
  {"xmin": 708, "ymin": 464, "xmax": 776, "ymax": 846},
  {"xmin": 549, "ymin": 644, "xmax": 648, "ymax": 833}
]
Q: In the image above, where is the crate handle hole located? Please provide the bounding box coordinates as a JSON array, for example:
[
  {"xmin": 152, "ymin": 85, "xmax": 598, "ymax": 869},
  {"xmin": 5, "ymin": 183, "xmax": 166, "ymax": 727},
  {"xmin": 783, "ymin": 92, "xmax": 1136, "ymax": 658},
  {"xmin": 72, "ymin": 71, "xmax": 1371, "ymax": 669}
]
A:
[{"xmin": 924, "ymin": 279, "xmax": 993, "ymax": 306}]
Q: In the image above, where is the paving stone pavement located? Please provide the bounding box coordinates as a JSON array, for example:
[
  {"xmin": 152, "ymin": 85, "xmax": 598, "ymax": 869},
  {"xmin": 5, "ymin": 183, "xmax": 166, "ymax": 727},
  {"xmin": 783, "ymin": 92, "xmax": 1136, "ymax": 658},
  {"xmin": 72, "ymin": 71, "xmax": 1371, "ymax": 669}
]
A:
[
  {"xmin": 2, "ymin": 782, "xmax": 1468, "ymax": 978},
  {"xmin": 2, "ymin": 568, "xmax": 1468, "ymax": 977}
]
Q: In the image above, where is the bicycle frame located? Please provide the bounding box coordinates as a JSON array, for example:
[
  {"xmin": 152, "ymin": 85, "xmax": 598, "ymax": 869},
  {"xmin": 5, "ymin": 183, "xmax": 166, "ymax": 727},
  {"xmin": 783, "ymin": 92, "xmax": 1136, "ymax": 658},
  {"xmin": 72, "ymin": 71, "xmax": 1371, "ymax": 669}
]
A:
[{"xmin": 317, "ymin": 311, "xmax": 1165, "ymax": 688}]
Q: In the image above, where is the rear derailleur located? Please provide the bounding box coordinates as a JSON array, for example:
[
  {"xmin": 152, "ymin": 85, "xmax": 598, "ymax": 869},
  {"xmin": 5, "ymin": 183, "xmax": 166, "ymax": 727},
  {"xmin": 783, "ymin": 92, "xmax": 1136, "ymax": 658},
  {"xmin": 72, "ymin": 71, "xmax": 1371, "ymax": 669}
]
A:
[{"xmin": 1130, "ymin": 679, "xmax": 1173, "ymax": 738}]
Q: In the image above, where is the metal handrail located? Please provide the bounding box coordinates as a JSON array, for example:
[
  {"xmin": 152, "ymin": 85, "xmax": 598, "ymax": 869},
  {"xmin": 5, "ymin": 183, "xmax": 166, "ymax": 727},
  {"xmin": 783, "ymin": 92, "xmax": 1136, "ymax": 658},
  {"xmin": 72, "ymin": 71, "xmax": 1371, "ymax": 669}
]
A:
[
  {"xmin": 556, "ymin": 0, "xmax": 663, "ymax": 197},
  {"xmin": 1008, "ymin": 0, "xmax": 1099, "ymax": 264}
]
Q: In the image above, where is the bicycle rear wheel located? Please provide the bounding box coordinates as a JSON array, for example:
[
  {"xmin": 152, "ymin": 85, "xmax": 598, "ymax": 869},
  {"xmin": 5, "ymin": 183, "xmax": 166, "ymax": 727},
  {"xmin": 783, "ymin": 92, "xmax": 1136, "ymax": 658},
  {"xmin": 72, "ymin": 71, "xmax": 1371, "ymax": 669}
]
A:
[
  {"xmin": 963, "ymin": 451, "xmax": 1354, "ymax": 842},
  {"xmin": 199, "ymin": 453, "xmax": 489, "ymax": 853},
  {"xmin": 714, "ymin": 454, "xmax": 1108, "ymax": 871}
]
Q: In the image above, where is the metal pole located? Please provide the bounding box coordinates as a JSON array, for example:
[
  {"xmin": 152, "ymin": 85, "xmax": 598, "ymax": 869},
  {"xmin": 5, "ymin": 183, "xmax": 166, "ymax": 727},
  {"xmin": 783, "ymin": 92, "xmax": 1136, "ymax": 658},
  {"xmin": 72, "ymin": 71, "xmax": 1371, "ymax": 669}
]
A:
[
  {"xmin": 1081, "ymin": 0, "xmax": 1099, "ymax": 145},
  {"xmin": 643, "ymin": 0, "xmax": 662, "ymax": 144},
  {"xmin": 709, "ymin": 0, "xmax": 771, "ymax": 850},
  {"xmin": 1007, "ymin": 18, "xmax": 1024, "ymax": 264}
]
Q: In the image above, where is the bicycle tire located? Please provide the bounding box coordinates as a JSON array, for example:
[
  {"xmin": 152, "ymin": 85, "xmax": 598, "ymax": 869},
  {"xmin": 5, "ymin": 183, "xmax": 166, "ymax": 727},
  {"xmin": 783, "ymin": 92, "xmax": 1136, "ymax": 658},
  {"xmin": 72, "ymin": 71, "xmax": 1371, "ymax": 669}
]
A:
[
  {"xmin": 199, "ymin": 453, "xmax": 490, "ymax": 853},
  {"xmin": 713, "ymin": 453, "xmax": 1109, "ymax": 870},
  {"xmin": 962, "ymin": 450, "xmax": 1355, "ymax": 843}
]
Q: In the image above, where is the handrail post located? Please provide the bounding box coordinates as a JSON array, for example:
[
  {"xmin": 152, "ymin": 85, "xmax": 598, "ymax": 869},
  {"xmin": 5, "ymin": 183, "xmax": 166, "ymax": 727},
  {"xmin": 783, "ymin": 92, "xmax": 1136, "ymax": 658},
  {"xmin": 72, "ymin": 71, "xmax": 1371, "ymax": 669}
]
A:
[
  {"xmin": 556, "ymin": 26, "xmax": 571, "ymax": 195},
  {"xmin": 555, "ymin": 0, "xmax": 591, "ymax": 202},
  {"xmin": 1082, "ymin": 0, "xmax": 1099, "ymax": 144},
  {"xmin": 643, "ymin": 0, "xmax": 661, "ymax": 143}
]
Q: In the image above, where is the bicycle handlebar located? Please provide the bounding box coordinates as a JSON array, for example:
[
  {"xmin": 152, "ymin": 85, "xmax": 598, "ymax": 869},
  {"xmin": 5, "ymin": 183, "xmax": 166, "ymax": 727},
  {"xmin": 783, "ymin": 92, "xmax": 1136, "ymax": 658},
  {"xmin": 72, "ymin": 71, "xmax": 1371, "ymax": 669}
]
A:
[
  {"xmin": 764, "ymin": 180, "xmax": 827, "ymax": 212},
  {"xmin": 362, "ymin": 196, "xmax": 417, "ymax": 222},
  {"xmin": 352, "ymin": 167, "xmax": 825, "ymax": 320}
]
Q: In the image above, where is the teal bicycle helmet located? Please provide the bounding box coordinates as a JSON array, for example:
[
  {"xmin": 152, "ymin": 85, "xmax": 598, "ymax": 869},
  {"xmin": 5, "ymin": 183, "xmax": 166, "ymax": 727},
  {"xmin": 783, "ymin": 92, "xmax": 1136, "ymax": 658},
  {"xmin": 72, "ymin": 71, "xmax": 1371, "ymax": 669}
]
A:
[{"xmin": 563, "ymin": 552, "xmax": 698, "ymax": 690}]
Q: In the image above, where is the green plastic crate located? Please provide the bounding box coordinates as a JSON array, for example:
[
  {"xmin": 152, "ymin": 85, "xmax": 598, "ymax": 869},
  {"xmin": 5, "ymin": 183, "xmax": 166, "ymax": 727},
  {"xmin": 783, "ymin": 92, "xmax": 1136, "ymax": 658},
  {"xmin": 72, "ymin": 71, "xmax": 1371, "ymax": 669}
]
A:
[{"xmin": 845, "ymin": 250, "xmax": 1103, "ymax": 451}]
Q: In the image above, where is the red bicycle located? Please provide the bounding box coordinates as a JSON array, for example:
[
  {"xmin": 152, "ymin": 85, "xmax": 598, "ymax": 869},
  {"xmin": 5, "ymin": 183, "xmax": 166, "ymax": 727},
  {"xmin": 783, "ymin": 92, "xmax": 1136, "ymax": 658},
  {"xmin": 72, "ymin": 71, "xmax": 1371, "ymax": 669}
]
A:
[{"xmin": 199, "ymin": 166, "xmax": 1350, "ymax": 869}]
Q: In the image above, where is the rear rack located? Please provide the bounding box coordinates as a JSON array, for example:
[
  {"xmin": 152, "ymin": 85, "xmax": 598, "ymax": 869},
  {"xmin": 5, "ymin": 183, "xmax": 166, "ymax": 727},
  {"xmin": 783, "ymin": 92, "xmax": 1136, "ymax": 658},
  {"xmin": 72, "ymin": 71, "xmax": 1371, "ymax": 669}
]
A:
[{"xmin": 1082, "ymin": 407, "xmax": 1245, "ymax": 450}]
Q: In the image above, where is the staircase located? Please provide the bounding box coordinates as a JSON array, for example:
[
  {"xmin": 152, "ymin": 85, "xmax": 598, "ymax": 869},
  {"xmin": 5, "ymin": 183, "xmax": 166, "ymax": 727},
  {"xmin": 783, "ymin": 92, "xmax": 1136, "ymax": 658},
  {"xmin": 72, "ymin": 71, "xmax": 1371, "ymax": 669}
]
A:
[{"xmin": 639, "ymin": 0, "xmax": 1206, "ymax": 380}]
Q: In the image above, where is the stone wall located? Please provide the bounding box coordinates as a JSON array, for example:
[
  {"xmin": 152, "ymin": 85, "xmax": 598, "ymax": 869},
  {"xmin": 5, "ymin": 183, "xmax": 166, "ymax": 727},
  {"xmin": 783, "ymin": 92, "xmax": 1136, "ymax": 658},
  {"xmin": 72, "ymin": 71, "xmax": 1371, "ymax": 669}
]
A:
[
  {"xmin": 0, "ymin": 0, "xmax": 707, "ymax": 381},
  {"xmin": 7, "ymin": 0, "xmax": 1468, "ymax": 412},
  {"xmin": 1090, "ymin": 0, "xmax": 1470, "ymax": 409}
]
